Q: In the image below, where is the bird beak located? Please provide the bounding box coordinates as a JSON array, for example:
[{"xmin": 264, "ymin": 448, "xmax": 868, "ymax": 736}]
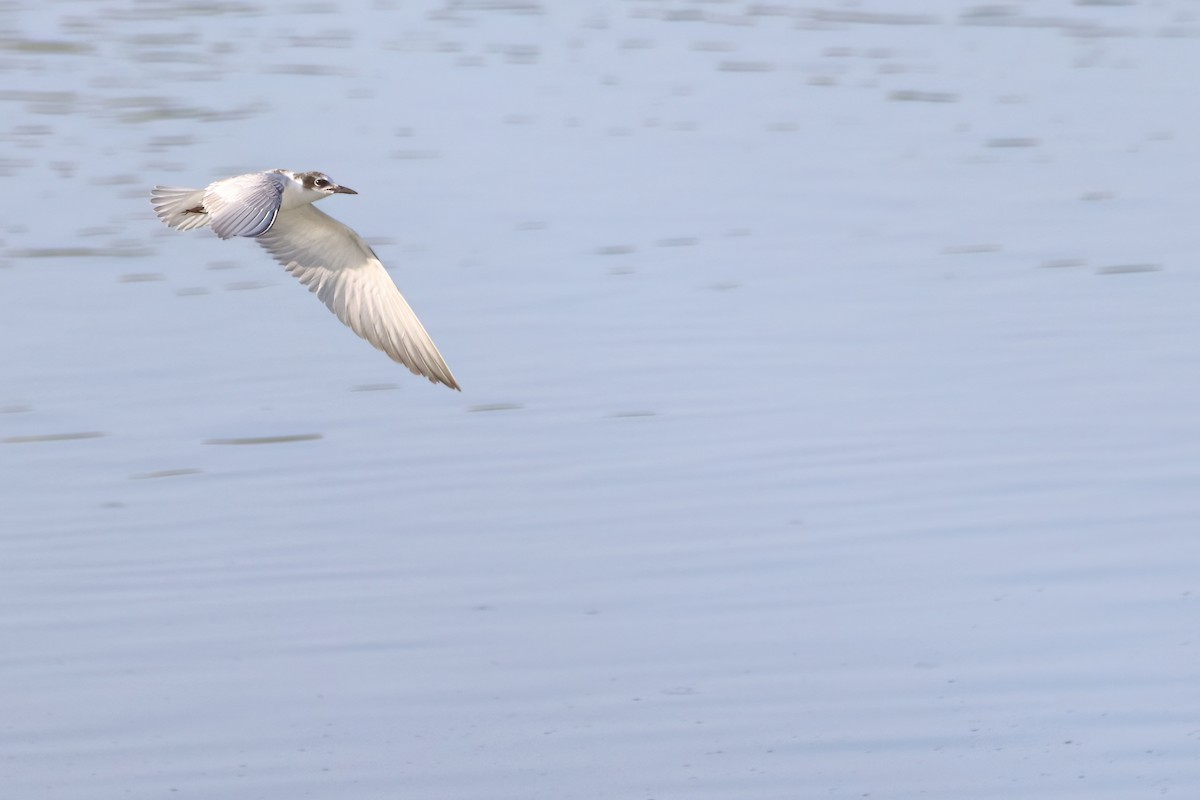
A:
[{"xmin": 332, "ymin": 184, "xmax": 357, "ymax": 195}]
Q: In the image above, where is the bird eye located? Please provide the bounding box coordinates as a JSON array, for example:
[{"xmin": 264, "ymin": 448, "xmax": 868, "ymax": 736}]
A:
[{"xmin": 314, "ymin": 177, "xmax": 329, "ymax": 188}]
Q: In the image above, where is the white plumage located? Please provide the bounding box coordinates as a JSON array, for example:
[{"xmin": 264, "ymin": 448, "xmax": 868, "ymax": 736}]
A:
[{"xmin": 151, "ymin": 169, "xmax": 459, "ymax": 390}]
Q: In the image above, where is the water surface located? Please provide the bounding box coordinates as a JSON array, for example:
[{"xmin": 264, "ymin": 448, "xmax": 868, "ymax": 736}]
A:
[{"xmin": 2, "ymin": 2, "xmax": 1199, "ymax": 798}]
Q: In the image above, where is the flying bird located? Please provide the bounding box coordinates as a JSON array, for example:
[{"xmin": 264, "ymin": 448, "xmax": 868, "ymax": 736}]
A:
[{"xmin": 150, "ymin": 169, "xmax": 459, "ymax": 390}]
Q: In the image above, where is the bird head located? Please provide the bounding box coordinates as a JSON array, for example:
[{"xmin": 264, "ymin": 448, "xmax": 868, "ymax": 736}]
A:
[{"xmin": 294, "ymin": 170, "xmax": 357, "ymax": 199}]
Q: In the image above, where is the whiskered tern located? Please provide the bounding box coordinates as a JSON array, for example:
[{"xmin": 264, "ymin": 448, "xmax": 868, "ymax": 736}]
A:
[{"xmin": 151, "ymin": 169, "xmax": 459, "ymax": 390}]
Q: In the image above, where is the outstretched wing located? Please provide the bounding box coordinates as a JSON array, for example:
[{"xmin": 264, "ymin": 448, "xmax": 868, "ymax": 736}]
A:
[
  {"xmin": 255, "ymin": 204, "xmax": 460, "ymax": 390},
  {"xmin": 150, "ymin": 186, "xmax": 210, "ymax": 231},
  {"xmin": 204, "ymin": 171, "xmax": 286, "ymax": 239}
]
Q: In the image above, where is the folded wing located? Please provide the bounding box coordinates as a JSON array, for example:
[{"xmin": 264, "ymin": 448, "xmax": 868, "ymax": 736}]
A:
[{"xmin": 255, "ymin": 204, "xmax": 460, "ymax": 390}]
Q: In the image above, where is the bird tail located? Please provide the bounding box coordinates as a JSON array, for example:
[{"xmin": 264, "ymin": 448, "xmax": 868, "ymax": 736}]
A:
[{"xmin": 150, "ymin": 186, "xmax": 210, "ymax": 231}]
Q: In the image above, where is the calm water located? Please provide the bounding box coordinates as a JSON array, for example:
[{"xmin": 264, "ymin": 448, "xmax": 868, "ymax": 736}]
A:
[{"xmin": 3, "ymin": 2, "xmax": 1200, "ymax": 797}]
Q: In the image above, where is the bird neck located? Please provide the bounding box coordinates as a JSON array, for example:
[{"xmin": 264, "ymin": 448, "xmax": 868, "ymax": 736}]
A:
[{"xmin": 280, "ymin": 176, "xmax": 323, "ymax": 210}]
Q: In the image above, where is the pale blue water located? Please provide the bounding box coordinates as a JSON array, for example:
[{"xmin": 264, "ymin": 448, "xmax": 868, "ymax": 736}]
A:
[{"xmin": 3, "ymin": 2, "xmax": 1200, "ymax": 798}]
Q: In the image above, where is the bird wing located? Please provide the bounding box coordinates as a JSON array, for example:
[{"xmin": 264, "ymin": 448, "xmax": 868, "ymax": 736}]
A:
[
  {"xmin": 204, "ymin": 171, "xmax": 286, "ymax": 239},
  {"xmin": 255, "ymin": 203, "xmax": 460, "ymax": 390},
  {"xmin": 150, "ymin": 186, "xmax": 210, "ymax": 231}
]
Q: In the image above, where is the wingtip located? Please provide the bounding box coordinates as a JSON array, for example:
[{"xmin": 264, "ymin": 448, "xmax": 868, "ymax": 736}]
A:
[
  {"xmin": 150, "ymin": 186, "xmax": 209, "ymax": 232},
  {"xmin": 434, "ymin": 374, "xmax": 461, "ymax": 391}
]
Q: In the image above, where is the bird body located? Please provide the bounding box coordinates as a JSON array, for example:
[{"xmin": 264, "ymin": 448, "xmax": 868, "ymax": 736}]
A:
[{"xmin": 151, "ymin": 169, "xmax": 459, "ymax": 390}]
